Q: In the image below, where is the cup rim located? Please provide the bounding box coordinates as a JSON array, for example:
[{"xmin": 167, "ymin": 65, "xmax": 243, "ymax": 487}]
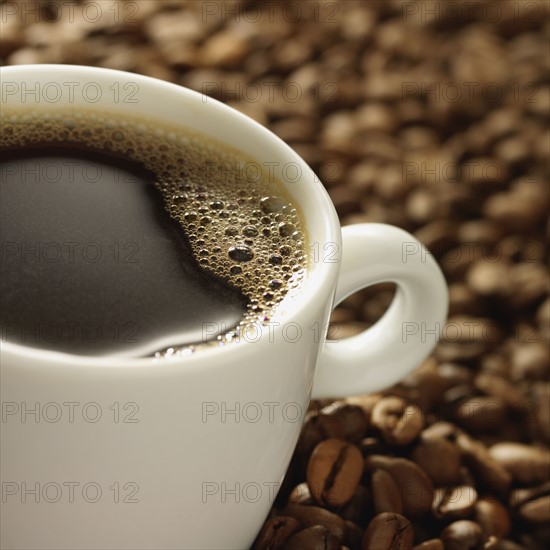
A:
[{"xmin": 0, "ymin": 64, "xmax": 341, "ymax": 369}]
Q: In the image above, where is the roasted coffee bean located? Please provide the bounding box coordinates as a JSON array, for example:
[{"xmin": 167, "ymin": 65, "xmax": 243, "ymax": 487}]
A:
[
  {"xmin": 452, "ymin": 397, "xmax": 508, "ymax": 433},
  {"xmin": 456, "ymin": 434, "xmax": 512, "ymax": 494},
  {"xmin": 362, "ymin": 513, "xmax": 413, "ymax": 550},
  {"xmin": 474, "ymin": 374, "xmax": 525, "ymax": 411},
  {"xmin": 432, "ymin": 486, "xmax": 478, "ymax": 520},
  {"xmin": 295, "ymin": 412, "xmax": 324, "ymax": 459},
  {"xmin": 473, "ymin": 497, "xmax": 511, "ymax": 539},
  {"xmin": 397, "ymin": 360, "xmax": 452, "ymax": 410},
  {"xmin": 318, "ymin": 402, "xmax": 369, "ymax": 443},
  {"xmin": 371, "ymin": 397, "xmax": 424, "ymax": 446},
  {"xmin": 411, "ymin": 431, "xmax": 462, "ymax": 487},
  {"xmin": 254, "ymin": 516, "xmax": 301, "ymax": 550},
  {"xmin": 282, "ymin": 525, "xmax": 340, "ymax": 550},
  {"xmin": 488, "ymin": 443, "xmax": 550, "ymax": 485},
  {"xmin": 371, "ymin": 468, "xmax": 403, "ymax": 515},
  {"xmin": 440, "ymin": 521, "xmax": 484, "ymax": 550},
  {"xmin": 511, "ymin": 483, "xmax": 550, "ymax": 524},
  {"xmin": 282, "ymin": 505, "xmax": 345, "ymax": 542},
  {"xmin": 365, "ymin": 456, "xmax": 434, "ymax": 518},
  {"xmin": 307, "ymin": 439, "xmax": 364, "ymax": 507},
  {"xmin": 511, "ymin": 343, "xmax": 549, "ymax": 381},
  {"xmin": 517, "ymin": 495, "xmax": 550, "ymax": 524}
]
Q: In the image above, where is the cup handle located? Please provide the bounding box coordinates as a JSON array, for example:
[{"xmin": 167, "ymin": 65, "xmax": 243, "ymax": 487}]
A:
[{"xmin": 311, "ymin": 223, "xmax": 448, "ymax": 399}]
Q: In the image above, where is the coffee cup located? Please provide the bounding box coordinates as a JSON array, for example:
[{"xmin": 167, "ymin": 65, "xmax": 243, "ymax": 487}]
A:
[{"xmin": 0, "ymin": 64, "xmax": 447, "ymax": 549}]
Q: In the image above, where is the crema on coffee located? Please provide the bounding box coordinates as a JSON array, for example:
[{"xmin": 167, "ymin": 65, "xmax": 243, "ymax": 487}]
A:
[{"xmin": 0, "ymin": 108, "xmax": 308, "ymax": 358}]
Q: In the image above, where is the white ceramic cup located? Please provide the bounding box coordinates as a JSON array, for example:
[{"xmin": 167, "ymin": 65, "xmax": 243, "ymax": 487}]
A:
[{"xmin": 0, "ymin": 65, "xmax": 448, "ymax": 550}]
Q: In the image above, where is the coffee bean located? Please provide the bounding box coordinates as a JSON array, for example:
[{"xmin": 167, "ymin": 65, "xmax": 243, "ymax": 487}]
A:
[
  {"xmin": 318, "ymin": 402, "xmax": 369, "ymax": 443},
  {"xmin": 488, "ymin": 443, "xmax": 550, "ymax": 485},
  {"xmin": 473, "ymin": 497, "xmax": 511, "ymax": 539},
  {"xmin": 365, "ymin": 456, "xmax": 434, "ymax": 518},
  {"xmin": 509, "ymin": 482, "xmax": 550, "ymax": 511},
  {"xmin": 462, "ymin": 158, "xmax": 509, "ymax": 188},
  {"xmin": 254, "ymin": 516, "xmax": 301, "ymax": 550},
  {"xmin": 371, "ymin": 397, "xmax": 424, "ymax": 446},
  {"xmin": 466, "ymin": 260, "xmax": 510, "ymax": 297},
  {"xmin": 440, "ymin": 520, "xmax": 484, "ymax": 550},
  {"xmin": 371, "ymin": 468, "xmax": 403, "ymax": 515},
  {"xmin": 456, "ymin": 434, "xmax": 512, "ymax": 494},
  {"xmin": 295, "ymin": 412, "xmax": 323, "ymax": 458},
  {"xmin": 414, "ymin": 221, "xmax": 458, "ymax": 258},
  {"xmin": 406, "ymin": 189, "xmax": 438, "ymax": 225},
  {"xmin": 474, "ymin": 374, "xmax": 525, "ymax": 411},
  {"xmin": 484, "ymin": 191, "xmax": 546, "ymax": 231},
  {"xmin": 453, "ymin": 397, "xmax": 508, "ymax": 433},
  {"xmin": 457, "ymin": 220, "xmax": 504, "ymax": 247},
  {"xmin": 511, "ymin": 343, "xmax": 549, "ymax": 381},
  {"xmin": 356, "ymin": 104, "xmax": 399, "ymax": 135},
  {"xmin": 438, "ymin": 366, "xmax": 475, "ymax": 388},
  {"xmin": 507, "ymin": 263, "xmax": 550, "ymax": 309},
  {"xmin": 410, "ymin": 432, "xmax": 462, "ymax": 487},
  {"xmin": 397, "ymin": 360, "xmax": 451, "ymax": 411},
  {"xmin": 307, "ymin": 439, "xmax": 364, "ymax": 507},
  {"xmin": 282, "ymin": 525, "xmax": 340, "ymax": 550},
  {"xmin": 362, "ymin": 513, "xmax": 413, "ymax": 550},
  {"xmin": 282, "ymin": 505, "xmax": 345, "ymax": 542},
  {"xmin": 432, "ymin": 486, "xmax": 478, "ymax": 520},
  {"xmin": 448, "ymin": 284, "xmax": 482, "ymax": 317},
  {"xmin": 517, "ymin": 495, "xmax": 550, "ymax": 524}
]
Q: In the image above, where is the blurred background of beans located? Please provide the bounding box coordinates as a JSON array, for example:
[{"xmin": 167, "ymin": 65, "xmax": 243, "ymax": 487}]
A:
[{"xmin": 1, "ymin": 0, "xmax": 548, "ymax": 548}]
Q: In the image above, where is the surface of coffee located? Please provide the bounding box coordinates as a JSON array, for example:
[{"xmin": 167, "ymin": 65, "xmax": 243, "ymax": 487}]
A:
[{"xmin": 0, "ymin": 109, "xmax": 307, "ymax": 357}]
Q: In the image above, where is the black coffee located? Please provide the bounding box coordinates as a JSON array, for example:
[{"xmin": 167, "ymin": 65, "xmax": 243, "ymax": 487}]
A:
[{"xmin": 0, "ymin": 109, "xmax": 307, "ymax": 358}]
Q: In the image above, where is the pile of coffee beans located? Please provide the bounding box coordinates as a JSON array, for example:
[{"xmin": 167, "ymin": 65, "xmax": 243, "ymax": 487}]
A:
[{"xmin": 2, "ymin": 1, "xmax": 548, "ymax": 548}]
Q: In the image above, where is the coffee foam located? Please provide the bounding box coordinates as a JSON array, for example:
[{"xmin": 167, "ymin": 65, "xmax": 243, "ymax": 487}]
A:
[{"xmin": 0, "ymin": 108, "xmax": 308, "ymax": 357}]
